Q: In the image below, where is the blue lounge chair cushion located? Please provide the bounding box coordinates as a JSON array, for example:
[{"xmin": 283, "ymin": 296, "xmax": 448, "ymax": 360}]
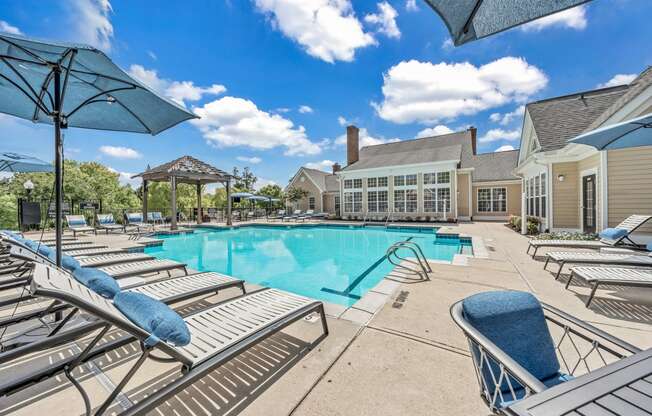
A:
[
  {"xmin": 127, "ymin": 213, "xmax": 143, "ymax": 222},
  {"xmin": 647, "ymin": 242, "xmax": 652, "ymax": 252},
  {"xmin": 599, "ymin": 227, "xmax": 628, "ymax": 241},
  {"xmin": 47, "ymin": 252, "xmax": 81, "ymax": 271},
  {"xmin": 98, "ymin": 215, "xmax": 115, "ymax": 225},
  {"xmin": 68, "ymin": 217, "xmax": 86, "ymax": 226},
  {"xmin": 72, "ymin": 267, "xmax": 120, "ymax": 299},
  {"xmin": 24, "ymin": 239, "xmax": 54, "ymax": 257},
  {"xmin": 500, "ymin": 373, "xmax": 573, "ymax": 408},
  {"xmin": 113, "ymin": 291, "xmax": 191, "ymax": 347},
  {"xmin": 462, "ymin": 291, "xmax": 561, "ymax": 394}
]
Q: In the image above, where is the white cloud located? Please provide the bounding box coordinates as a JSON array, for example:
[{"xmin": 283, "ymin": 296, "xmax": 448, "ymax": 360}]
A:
[
  {"xmin": 405, "ymin": 0, "xmax": 418, "ymax": 12},
  {"xmin": 305, "ymin": 159, "xmax": 337, "ymax": 172},
  {"xmin": 365, "ymin": 2, "xmax": 401, "ymax": 39},
  {"xmin": 70, "ymin": 0, "xmax": 114, "ymax": 52},
  {"xmin": 373, "ymin": 57, "xmax": 547, "ymax": 124},
  {"xmin": 441, "ymin": 38, "xmax": 454, "ymax": 50},
  {"xmin": 254, "ymin": 0, "xmax": 376, "ymax": 63},
  {"xmin": 127, "ymin": 65, "xmax": 226, "ymax": 106},
  {"xmin": 489, "ymin": 105, "xmax": 525, "ymax": 126},
  {"xmin": 298, "ymin": 105, "xmax": 314, "ymax": 114},
  {"xmin": 478, "ymin": 129, "xmax": 521, "ymax": 144},
  {"xmin": 495, "ymin": 145, "xmax": 516, "ymax": 152},
  {"xmin": 522, "ymin": 5, "xmax": 587, "ymax": 32},
  {"xmin": 99, "ymin": 145, "xmax": 142, "ymax": 159},
  {"xmin": 275, "ymin": 107, "xmax": 291, "ymax": 113},
  {"xmin": 191, "ymin": 96, "xmax": 322, "ymax": 156},
  {"xmin": 0, "ymin": 20, "xmax": 22, "ymax": 35},
  {"xmin": 334, "ymin": 127, "xmax": 400, "ymax": 148},
  {"xmin": 254, "ymin": 177, "xmax": 278, "ymax": 191},
  {"xmin": 237, "ymin": 156, "xmax": 263, "ymax": 164},
  {"xmin": 108, "ymin": 167, "xmax": 141, "ymax": 189},
  {"xmin": 416, "ymin": 125, "xmax": 453, "ymax": 138},
  {"xmin": 597, "ymin": 73, "xmax": 637, "ymax": 89},
  {"xmin": 147, "ymin": 50, "xmax": 157, "ymax": 61},
  {"xmin": 337, "ymin": 116, "xmax": 349, "ymax": 126}
]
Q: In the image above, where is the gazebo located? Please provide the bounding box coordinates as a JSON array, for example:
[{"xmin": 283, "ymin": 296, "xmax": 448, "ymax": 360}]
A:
[{"xmin": 133, "ymin": 155, "xmax": 233, "ymax": 229}]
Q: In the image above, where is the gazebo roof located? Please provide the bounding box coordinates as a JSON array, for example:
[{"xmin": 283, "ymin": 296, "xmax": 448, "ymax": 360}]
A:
[{"xmin": 133, "ymin": 155, "xmax": 232, "ymax": 184}]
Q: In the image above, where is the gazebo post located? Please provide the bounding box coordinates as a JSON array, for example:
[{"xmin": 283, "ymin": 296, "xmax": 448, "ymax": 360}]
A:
[
  {"xmin": 226, "ymin": 178, "xmax": 232, "ymax": 226},
  {"xmin": 170, "ymin": 175, "xmax": 177, "ymax": 230},
  {"xmin": 142, "ymin": 179, "xmax": 148, "ymax": 224},
  {"xmin": 196, "ymin": 181, "xmax": 202, "ymax": 225}
]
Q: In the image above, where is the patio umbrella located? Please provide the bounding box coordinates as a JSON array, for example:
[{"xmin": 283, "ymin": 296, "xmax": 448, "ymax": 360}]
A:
[
  {"xmin": 424, "ymin": 0, "xmax": 592, "ymax": 46},
  {"xmin": 0, "ymin": 152, "xmax": 53, "ymax": 173},
  {"xmin": 0, "ymin": 34, "xmax": 196, "ymax": 265},
  {"xmin": 568, "ymin": 113, "xmax": 652, "ymax": 150}
]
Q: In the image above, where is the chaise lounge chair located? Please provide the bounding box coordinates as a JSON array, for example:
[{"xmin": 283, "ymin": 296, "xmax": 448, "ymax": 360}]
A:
[
  {"xmin": 4, "ymin": 262, "xmax": 327, "ymax": 415},
  {"xmin": 526, "ymin": 214, "xmax": 652, "ymax": 257},
  {"xmin": 565, "ymin": 266, "xmax": 652, "ymax": 307},
  {"xmin": 95, "ymin": 213, "xmax": 126, "ymax": 234},
  {"xmin": 125, "ymin": 212, "xmax": 154, "ymax": 232},
  {"xmin": 283, "ymin": 209, "xmax": 302, "ymax": 222},
  {"xmin": 268, "ymin": 209, "xmax": 285, "ymax": 221},
  {"xmin": 147, "ymin": 211, "xmax": 166, "ymax": 226},
  {"xmin": 451, "ymin": 290, "xmax": 639, "ymax": 412},
  {"xmin": 544, "ymin": 244, "xmax": 652, "ymax": 280},
  {"xmin": 65, "ymin": 215, "xmax": 96, "ymax": 237}
]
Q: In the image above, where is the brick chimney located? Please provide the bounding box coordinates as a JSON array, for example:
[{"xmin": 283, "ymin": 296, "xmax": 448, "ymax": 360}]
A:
[
  {"xmin": 468, "ymin": 126, "xmax": 477, "ymax": 155},
  {"xmin": 332, "ymin": 162, "xmax": 342, "ymax": 174},
  {"xmin": 346, "ymin": 125, "xmax": 359, "ymax": 165}
]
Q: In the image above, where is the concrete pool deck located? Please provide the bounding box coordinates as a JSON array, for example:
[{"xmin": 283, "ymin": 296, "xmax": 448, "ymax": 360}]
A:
[{"xmin": 2, "ymin": 221, "xmax": 652, "ymax": 415}]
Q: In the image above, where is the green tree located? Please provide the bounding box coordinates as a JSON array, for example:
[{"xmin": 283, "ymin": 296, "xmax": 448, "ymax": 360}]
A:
[
  {"xmin": 232, "ymin": 166, "xmax": 257, "ymax": 190},
  {"xmin": 258, "ymin": 184, "xmax": 284, "ymax": 199},
  {"xmin": 286, "ymin": 186, "xmax": 309, "ymax": 203}
]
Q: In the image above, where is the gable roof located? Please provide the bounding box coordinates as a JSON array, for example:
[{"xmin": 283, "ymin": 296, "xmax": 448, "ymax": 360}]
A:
[
  {"xmin": 342, "ymin": 130, "xmax": 473, "ymax": 172},
  {"xmin": 466, "ymin": 150, "xmax": 519, "ymax": 182},
  {"xmin": 584, "ymin": 66, "xmax": 652, "ymax": 131},
  {"xmin": 526, "ymin": 85, "xmax": 629, "ymax": 152},
  {"xmin": 133, "ymin": 155, "xmax": 231, "ymax": 183},
  {"xmin": 287, "ymin": 167, "xmax": 340, "ymax": 193}
]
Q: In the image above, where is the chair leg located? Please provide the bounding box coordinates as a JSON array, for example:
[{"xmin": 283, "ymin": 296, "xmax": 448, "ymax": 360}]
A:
[
  {"xmin": 532, "ymin": 247, "xmax": 538, "ymax": 258},
  {"xmin": 555, "ymin": 262, "xmax": 564, "ymax": 280},
  {"xmin": 543, "ymin": 256, "xmax": 550, "ymax": 270},
  {"xmin": 586, "ymin": 283, "xmax": 599, "ymax": 307},
  {"xmin": 565, "ymin": 272, "xmax": 573, "ymax": 289}
]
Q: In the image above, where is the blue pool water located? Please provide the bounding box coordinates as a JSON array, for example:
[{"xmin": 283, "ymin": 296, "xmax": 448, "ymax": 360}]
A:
[{"xmin": 145, "ymin": 225, "xmax": 471, "ymax": 306}]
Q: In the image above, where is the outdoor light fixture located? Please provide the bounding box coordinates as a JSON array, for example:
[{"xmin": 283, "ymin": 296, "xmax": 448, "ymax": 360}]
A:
[
  {"xmin": 557, "ymin": 174, "xmax": 565, "ymax": 182},
  {"xmin": 23, "ymin": 179, "xmax": 34, "ymax": 201}
]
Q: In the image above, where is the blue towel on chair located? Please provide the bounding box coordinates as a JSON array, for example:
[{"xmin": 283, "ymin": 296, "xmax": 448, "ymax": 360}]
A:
[{"xmin": 599, "ymin": 227, "xmax": 628, "ymax": 241}]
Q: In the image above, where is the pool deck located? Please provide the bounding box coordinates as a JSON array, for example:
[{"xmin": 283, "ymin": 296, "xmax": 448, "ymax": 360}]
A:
[{"xmin": 3, "ymin": 221, "xmax": 652, "ymax": 415}]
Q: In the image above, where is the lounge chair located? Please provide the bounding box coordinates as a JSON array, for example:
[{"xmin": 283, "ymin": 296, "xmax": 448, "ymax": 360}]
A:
[
  {"xmin": 283, "ymin": 209, "xmax": 302, "ymax": 222},
  {"xmin": 65, "ymin": 247, "xmax": 126, "ymax": 257},
  {"xmin": 568, "ymin": 266, "xmax": 652, "ymax": 307},
  {"xmin": 246, "ymin": 211, "xmax": 255, "ymax": 221},
  {"xmin": 65, "ymin": 214, "xmax": 96, "ymax": 237},
  {"xmin": 46, "ymin": 241, "xmax": 109, "ymax": 250},
  {"xmin": 526, "ymin": 214, "xmax": 652, "ymax": 257},
  {"xmin": 268, "ymin": 209, "xmax": 285, "ymax": 221},
  {"xmin": 451, "ymin": 290, "xmax": 639, "ymax": 412},
  {"xmin": 300, "ymin": 209, "xmax": 315, "ymax": 220},
  {"xmin": 77, "ymin": 252, "xmax": 155, "ymax": 268},
  {"xmin": 544, "ymin": 247, "xmax": 652, "ymax": 280},
  {"xmin": 125, "ymin": 212, "xmax": 153, "ymax": 232},
  {"xmin": 95, "ymin": 213, "xmax": 126, "ymax": 234},
  {"xmin": 7, "ymin": 262, "xmax": 327, "ymax": 415}
]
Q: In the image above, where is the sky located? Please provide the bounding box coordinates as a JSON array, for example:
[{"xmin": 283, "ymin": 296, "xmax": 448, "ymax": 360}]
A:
[{"xmin": 1, "ymin": 0, "xmax": 651, "ymax": 191}]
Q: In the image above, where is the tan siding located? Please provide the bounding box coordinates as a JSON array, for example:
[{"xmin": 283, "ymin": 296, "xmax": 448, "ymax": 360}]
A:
[
  {"xmin": 457, "ymin": 173, "xmax": 470, "ymax": 217},
  {"xmin": 290, "ymin": 173, "xmax": 322, "ymax": 212},
  {"xmin": 607, "ymin": 147, "xmax": 652, "ymax": 233},
  {"xmin": 323, "ymin": 193, "xmax": 336, "ymax": 214},
  {"xmin": 472, "ymin": 183, "xmax": 521, "ymax": 218},
  {"xmin": 552, "ymin": 162, "xmax": 579, "ymax": 229},
  {"xmin": 577, "ymin": 153, "xmax": 602, "ymax": 230}
]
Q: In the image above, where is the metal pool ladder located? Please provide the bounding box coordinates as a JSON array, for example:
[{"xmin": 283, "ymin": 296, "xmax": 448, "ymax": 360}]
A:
[{"xmin": 386, "ymin": 241, "xmax": 432, "ymax": 280}]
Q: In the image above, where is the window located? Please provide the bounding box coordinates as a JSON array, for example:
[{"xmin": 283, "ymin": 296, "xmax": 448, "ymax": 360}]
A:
[
  {"xmin": 478, "ymin": 188, "xmax": 506, "ymax": 213},
  {"xmin": 526, "ymin": 172, "xmax": 547, "ymax": 218},
  {"xmin": 541, "ymin": 173, "xmax": 547, "ymax": 219},
  {"xmin": 423, "ymin": 173, "xmax": 437, "ymax": 185},
  {"xmin": 309, "ymin": 197, "xmax": 315, "ymax": 210},
  {"xmin": 344, "ymin": 179, "xmax": 353, "ymax": 189},
  {"xmin": 368, "ymin": 190, "xmax": 388, "ymax": 212},
  {"xmin": 394, "ymin": 189, "xmax": 417, "ymax": 212},
  {"xmin": 344, "ymin": 179, "xmax": 361, "ymax": 189},
  {"xmin": 394, "ymin": 190, "xmax": 406, "ymax": 212},
  {"xmin": 367, "ymin": 177, "xmax": 376, "ymax": 188},
  {"xmin": 406, "ymin": 174, "xmax": 417, "ymax": 186},
  {"xmin": 344, "ymin": 191, "xmax": 362, "ymax": 213},
  {"xmin": 335, "ymin": 196, "xmax": 340, "ymax": 215},
  {"xmin": 367, "ymin": 177, "xmax": 388, "ymax": 188},
  {"xmin": 424, "ymin": 188, "xmax": 436, "ymax": 212},
  {"xmin": 377, "ymin": 177, "xmax": 388, "ymax": 187},
  {"xmin": 353, "ymin": 179, "xmax": 362, "ymax": 188},
  {"xmin": 424, "ymin": 188, "xmax": 451, "ymax": 213},
  {"xmin": 437, "ymin": 172, "xmax": 450, "ymax": 184},
  {"xmin": 438, "ymin": 188, "xmax": 451, "ymax": 213},
  {"xmin": 394, "ymin": 175, "xmax": 405, "ymax": 187}
]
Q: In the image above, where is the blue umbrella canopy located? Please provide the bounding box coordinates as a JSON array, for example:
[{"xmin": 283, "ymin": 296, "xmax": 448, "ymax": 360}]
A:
[
  {"xmin": 0, "ymin": 33, "xmax": 197, "ymax": 265},
  {"xmin": 247, "ymin": 195, "xmax": 270, "ymax": 201},
  {"xmin": 0, "ymin": 152, "xmax": 53, "ymax": 172},
  {"xmin": 424, "ymin": 0, "xmax": 592, "ymax": 46},
  {"xmin": 230, "ymin": 192, "xmax": 254, "ymax": 198},
  {"xmin": 568, "ymin": 113, "xmax": 652, "ymax": 150}
]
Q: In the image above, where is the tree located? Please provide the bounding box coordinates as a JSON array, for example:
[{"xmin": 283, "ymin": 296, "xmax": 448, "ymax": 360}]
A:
[
  {"xmin": 258, "ymin": 184, "xmax": 284, "ymax": 200},
  {"xmin": 232, "ymin": 166, "xmax": 257, "ymax": 190},
  {"xmin": 286, "ymin": 186, "xmax": 309, "ymax": 203}
]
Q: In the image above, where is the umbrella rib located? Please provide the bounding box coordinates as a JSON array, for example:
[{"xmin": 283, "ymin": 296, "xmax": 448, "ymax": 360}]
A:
[
  {"xmin": 602, "ymin": 125, "xmax": 644, "ymax": 149},
  {"xmin": 0, "ymin": 56, "xmax": 45, "ymax": 108},
  {"xmin": 0, "ymin": 36, "xmax": 49, "ymax": 65},
  {"xmin": 65, "ymin": 86, "xmax": 135, "ymax": 118},
  {"xmin": 0, "ymin": 73, "xmax": 50, "ymax": 115},
  {"xmin": 56, "ymin": 49, "xmax": 77, "ymax": 116},
  {"xmin": 460, "ymin": 0, "xmax": 485, "ymax": 38}
]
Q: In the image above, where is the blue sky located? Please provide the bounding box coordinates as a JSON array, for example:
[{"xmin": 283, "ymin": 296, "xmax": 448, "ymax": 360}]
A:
[{"xmin": 1, "ymin": 0, "xmax": 651, "ymax": 190}]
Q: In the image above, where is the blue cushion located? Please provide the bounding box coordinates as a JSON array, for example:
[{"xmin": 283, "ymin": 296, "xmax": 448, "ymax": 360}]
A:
[
  {"xmin": 47, "ymin": 251, "xmax": 81, "ymax": 271},
  {"xmin": 127, "ymin": 213, "xmax": 142, "ymax": 222},
  {"xmin": 462, "ymin": 291, "xmax": 561, "ymax": 395},
  {"xmin": 68, "ymin": 218, "xmax": 86, "ymax": 226},
  {"xmin": 499, "ymin": 373, "xmax": 572, "ymax": 408},
  {"xmin": 24, "ymin": 239, "xmax": 54, "ymax": 257},
  {"xmin": 599, "ymin": 227, "xmax": 628, "ymax": 241},
  {"xmin": 98, "ymin": 215, "xmax": 115, "ymax": 225},
  {"xmin": 647, "ymin": 242, "xmax": 652, "ymax": 252},
  {"xmin": 72, "ymin": 267, "xmax": 120, "ymax": 299},
  {"xmin": 113, "ymin": 291, "xmax": 190, "ymax": 347}
]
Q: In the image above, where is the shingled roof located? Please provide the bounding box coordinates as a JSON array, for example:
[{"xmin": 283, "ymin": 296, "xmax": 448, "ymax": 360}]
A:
[
  {"xmin": 133, "ymin": 155, "xmax": 231, "ymax": 183},
  {"xmin": 466, "ymin": 150, "xmax": 519, "ymax": 182},
  {"xmin": 526, "ymin": 85, "xmax": 630, "ymax": 152},
  {"xmin": 342, "ymin": 130, "xmax": 473, "ymax": 172}
]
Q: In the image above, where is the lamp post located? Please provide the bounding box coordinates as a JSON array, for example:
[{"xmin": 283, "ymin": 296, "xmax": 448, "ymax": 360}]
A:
[{"xmin": 23, "ymin": 179, "xmax": 34, "ymax": 202}]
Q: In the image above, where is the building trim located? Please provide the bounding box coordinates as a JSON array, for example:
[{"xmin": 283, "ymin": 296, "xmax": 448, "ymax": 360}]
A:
[
  {"xmin": 472, "ymin": 179, "xmax": 521, "ymax": 186},
  {"xmin": 600, "ymin": 151, "xmax": 608, "ymax": 229},
  {"xmin": 287, "ymin": 167, "xmax": 325, "ymax": 193},
  {"xmin": 338, "ymin": 159, "xmax": 460, "ymax": 176}
]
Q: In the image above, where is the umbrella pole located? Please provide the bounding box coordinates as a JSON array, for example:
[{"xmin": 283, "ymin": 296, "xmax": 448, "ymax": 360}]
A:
[{"xmin": 53, "ymin": 69, "xmax": 63, "ymax": 267}]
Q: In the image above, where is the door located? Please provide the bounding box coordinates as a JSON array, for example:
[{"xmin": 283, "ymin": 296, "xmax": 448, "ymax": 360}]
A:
[{"xmin": 582, "ymin": 174, "xmax": 596, "ymax": 234}]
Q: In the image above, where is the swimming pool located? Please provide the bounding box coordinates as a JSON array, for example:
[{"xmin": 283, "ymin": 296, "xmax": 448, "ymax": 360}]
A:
[{"xmin": 145, "ymin": 225, "xmax": 471, "ymax": 306}]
